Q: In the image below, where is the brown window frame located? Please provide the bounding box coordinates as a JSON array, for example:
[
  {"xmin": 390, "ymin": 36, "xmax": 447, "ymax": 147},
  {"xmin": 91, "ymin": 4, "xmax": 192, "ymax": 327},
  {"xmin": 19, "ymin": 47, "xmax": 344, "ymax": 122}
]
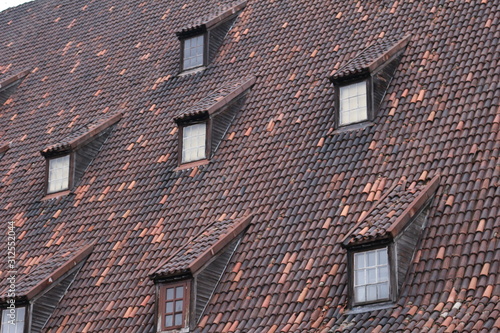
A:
[
  {"xmin": 347, "ymin": 243, "xmax": 396, "ymax": 308},
  {"xmin": 179, "ymin": 32, "xmax": 208, "ymax": 72},
  {"xmin": 177, "ymin": 118, "xmax": 212, "ymax": 166},
  {"xmin": 334, "ymin": 78, "xmax": 374, "ymax": 128},
  {"xmin": 158, "ymin": 281, "xmax": 190, "ymax": 331},
  {"xmin": 44, "ymin": 152, "xmax": 75, "ymax": 196}
]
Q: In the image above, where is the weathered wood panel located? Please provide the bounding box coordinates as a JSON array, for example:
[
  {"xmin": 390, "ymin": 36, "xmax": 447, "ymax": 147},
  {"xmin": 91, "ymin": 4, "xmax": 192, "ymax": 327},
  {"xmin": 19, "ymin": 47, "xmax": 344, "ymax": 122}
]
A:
[
  {"xmin": 394, "ymin": 201, "xmax": 430, "ymax": 291},
  {"xmin": 208, "ymin": 17, "xmax": 237, "ymax": 63},
  {"xmin": 372, "ymin": 54, "xmax": 403, "ymax": 113},
  {"xmin": 74, "ymin": 126, "xmax": 115, "ymax": 187},
  {"xmin": 194, "ymin": 239, "xmax": 239, "ymax": 324},
  {"xmin": 211, "ymin": 97, "xmax": 245, "ymax": 157}
]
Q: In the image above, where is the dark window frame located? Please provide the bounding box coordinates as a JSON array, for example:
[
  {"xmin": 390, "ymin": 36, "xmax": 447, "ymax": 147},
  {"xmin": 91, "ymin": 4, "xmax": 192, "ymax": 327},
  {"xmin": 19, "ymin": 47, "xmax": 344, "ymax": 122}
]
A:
[
  {"xmin": 347, "ymin": 242, "xmax": 396, "ymax": 308},
  {"xmin": 177, "ymin": 117, "xmax": 212, "ymax": 166},
  {"xmin": 179, "ymin": 31, "xmax": 208, "ymax": 72},
  {"xmin": 44, "ymin": 152, "xmax": 75, "ymax": 195},
  {"xmin": 158, "ymin": 280, "xmax": 191, "ymax": 331},
  {"xmin": 334, "ymin": 77, "xmax": 374, "ymax": 128}
]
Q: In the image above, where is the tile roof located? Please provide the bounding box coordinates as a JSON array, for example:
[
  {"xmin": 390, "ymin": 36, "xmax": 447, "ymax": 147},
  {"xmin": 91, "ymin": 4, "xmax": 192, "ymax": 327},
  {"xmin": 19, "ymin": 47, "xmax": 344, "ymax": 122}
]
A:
[
  {"xmin": 342, "ymin": 175, "xmax": 440, "ymax": 246},
  {"xmin": 176, "ymin": 1, "xmax": 247, "ymax": 36},
  {"xmin": 151, "ymin": 214, "xmax": 252, "ymax": 279},
  {"xmin": 0, "ymin": 0, "xmax": 498, "ymax": 332},
  {"xmin": 174, "ymin": 76, "xmax": 256, "ymax": 122},
  {"xmin": 41, "ymin": 111, "xmax": 122, "ymax": 155},
  {"xmin": 330, "ymin": 35, "xmax": 411, "ymax": 81}
]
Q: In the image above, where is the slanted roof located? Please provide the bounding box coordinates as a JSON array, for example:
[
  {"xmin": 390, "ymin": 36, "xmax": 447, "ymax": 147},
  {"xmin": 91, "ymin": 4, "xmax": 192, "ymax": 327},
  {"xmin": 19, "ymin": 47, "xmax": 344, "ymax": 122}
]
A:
[
  {"xmin": 330, "ymin": 35, "xmax": 411, "ymax": 82},
  {"xmin": 41, "ymin": 112, "xmax": 122, "ymax": 156},
  {"xmin": 0, "ymin": 0, "xmax": 497, "ymax": 332},
  {"xmin": 176, "ymin": 1, "xmax": 247, "ymax": 37},
  {"xmin": 342, "ymin": 175, "xmax": 440, "ymax": 247},
  {"xmin": 0, "ymin": 243, "xmax": 93, "ymax": 302},
  {"xmin": 174, "ymin": 76, "xmax": 256, "ymax": 123},
  {"xmin": 151, "ymin": 214, "xmax": 252, "ymax": 279}
]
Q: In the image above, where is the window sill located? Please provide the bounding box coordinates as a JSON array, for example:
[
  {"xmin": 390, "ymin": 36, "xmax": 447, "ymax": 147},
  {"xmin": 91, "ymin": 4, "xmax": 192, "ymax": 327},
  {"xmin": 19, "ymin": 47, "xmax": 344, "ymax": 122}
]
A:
[
  {"xmin": 41, "ymin": 190, "xmax": 71, "ymax": 201},
  {"xmin": 346, "ymin": 301, "xmax": 395, "ymax": 315},
  {"xmin": 333, "ymin": 121, "xmax": 374, "ymax": 134},
  {"xmin": 174, "ymin": 159, "xmax": 209, "ymax": 171},
  {"xmin": 178, "ymin": 66, "xmax": 206, "ymax": 77}
]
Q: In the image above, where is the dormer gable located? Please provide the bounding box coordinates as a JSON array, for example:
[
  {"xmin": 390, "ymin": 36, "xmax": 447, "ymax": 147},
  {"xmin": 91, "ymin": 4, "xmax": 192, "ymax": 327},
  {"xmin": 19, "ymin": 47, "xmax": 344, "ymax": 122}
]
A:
[
  {"xmin": 329, "ymin": 35, "xmax": 411, "ymax": 128},
  {"xmin": 150, "ymin": 215, "xmax": 253, "ymax": 332},
  {"xmin": 40, "ymin": 112, "xmax": 122, "ymax": 197},
  {"xmin": 176, "ymin": 1, "xmax": 247, "ymax": 73},
  {"xmin": 174, "ymin": 76, "xmax": 256, "ymax": 168},
  {"xmin": 341, "ymin": 175, "xmax": 440, "ymax": 308},
  {"xmin": 0, "ymin": 243, "xmax": 93, "ymax": 333}
]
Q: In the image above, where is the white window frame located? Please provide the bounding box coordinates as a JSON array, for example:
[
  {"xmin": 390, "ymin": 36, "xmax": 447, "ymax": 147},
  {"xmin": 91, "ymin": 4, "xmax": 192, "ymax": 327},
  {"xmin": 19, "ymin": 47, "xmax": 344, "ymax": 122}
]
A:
[
  {"xmin": 1, "ymin": 306, "xmax": 26, "ymax": 333},
  {"xmin": 339, "ymin": 80, "xmax": 368, "ymax": 126},
  {"xmin": 182, "ymin": 123, "xmax": 207, "ymax": 163},
  {"xmin": 47, "ymin": 154, "xmax": 71, "ymax": 194},
  {"xmin": 353, "ymin": 247, "xmax": 390, "ymax": 304},
  {"xmin": 182, "ymin": 34, "xmax": 205, "ymax": 70}
]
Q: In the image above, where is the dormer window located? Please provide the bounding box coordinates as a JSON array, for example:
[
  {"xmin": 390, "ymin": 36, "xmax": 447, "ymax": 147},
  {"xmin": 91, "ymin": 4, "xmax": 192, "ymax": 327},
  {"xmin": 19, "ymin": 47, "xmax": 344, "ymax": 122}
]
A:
[
  {"xmin": 150, "ymin": 215, "xmax": 253, "ymax": 332},
  {"xmin": 182, "ymin": 34, "xmax": 206, "ymax": 70},
  {"xmin": 339, "ymin": 81, "xmax": 368, "ymax": 125},
  {"xmin": 174, "ymin": 76, "xmax": 256, "ymax": 169},
  {"xmin": 1, "ymin": 306, "xmax": 26, "ymax": 333},
  {"xmin": 47, "ymin": 154, "xmax": 71, "ymax": 193},
  {"xmin": 181, "ymin": 122, "xmax": 207, "ymax": 163},
  {"xmin": 353, "ymin": 247, "xmax": 390, "ymax": 304},
  {"xmin": 330, "ymin": 35, "xmax": 411, "ymax": 129},
  {"xmin": 176, "ymin": 1, "xmax": 247, "ymax": 73},
  {"xmin": 341, "ymin": 175, "xmax": 440, "ymax": 309},
  {"xmin": 40, "ymin": 112, "xmax": 122, "ymax": 198},
  {"xmin": 159, "ymin": 281, "xmax": 190, "ymax": 330}
]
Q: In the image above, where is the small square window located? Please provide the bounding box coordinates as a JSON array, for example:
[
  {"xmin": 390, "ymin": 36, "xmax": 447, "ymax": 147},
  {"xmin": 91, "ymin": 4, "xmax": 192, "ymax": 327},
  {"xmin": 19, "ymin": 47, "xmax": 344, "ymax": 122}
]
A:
[
  {"xmin": 183, "ymin": 35, "xmax": 205, "ymax": 70},
  {"xmin": 160, "ymin": 282, "xmax": 189, "ymax": 330},
  {"xmin": 48, "ymin": 155, "xmax": 70, "ymax": 193},
  {"xmin": 353, "ymin": 247, "xmax": 390, "ymax": 304},
  {"xmin": 339, "ymin": 81, "xmax": 368, "ymax": 125},
  {"xmin": 182, "ymin": 123, "xmax": 206, "ymax": 163},
  {"xmin": 1, "ymin": 307, "xmax": 26, "ymax": 333}
]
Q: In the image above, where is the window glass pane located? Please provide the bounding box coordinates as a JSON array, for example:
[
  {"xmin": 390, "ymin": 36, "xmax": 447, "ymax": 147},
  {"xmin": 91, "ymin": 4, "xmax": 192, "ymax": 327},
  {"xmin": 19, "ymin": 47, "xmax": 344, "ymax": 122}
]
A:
[
  {"xmin": 165, "ymin": 315, "xmax": 173, "ymax": 327},
  {"xmin": 378, "ymin": 266, "xmax": 388, "ymax": 281},
  {"xmin": 339, "ymin": 81, "xmax": 367, "ymax": 125},
  {"xmin": 165, "ymin": 302, "xmax": 173, "ymax": 313},
  {"xmin": 354, "ymin": 270, "xmax": 365, "ymax": 286},
  {"xmin": 182, "ymin": 123, "xmax": 206, "ymax": 163},
  {"xmin": 354, "ymin": 286, "xmax": 365, "ymax": 303},
  {"xmin": 174, "ymin": 313, "xmax": 183, "ymax": 326},
  {"xmin": 378, "ymin": 282, "xmax": 389, "ymax": 299},
  {"xmin": 176, "ymin": 286, "xmax": 184, "ymax": 298},
  {"xmin": 175, "ymin": 300, "xmax": 183, "ymax": 312},
  {"xmin": 183, "ymin": 35, "xmax": 204, "ymax": 69},
  {"xmin": 366, "ymin": 268, "xmax": 377, "ymax": 283},
  {"xmin": 48, "ymin": 155, "xmax": 70, "ymax": 193},
  {"xmin": 367, "ymin": 251, "xmax": 377, "ymax": 266},
  {"xmin": 366, "ymin": 284, "xmax": 378, "ymax": 301},
  {"xmin": 166, "ymin": 287, "xmax": 174, "ymax": 300},
  {"xmin": 354, "ymin": 252, "xmax": 364, "ymax": 269},
  {"xmin": 378, "ymin": 248, "xmax": 388, "ymax": 265}
]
